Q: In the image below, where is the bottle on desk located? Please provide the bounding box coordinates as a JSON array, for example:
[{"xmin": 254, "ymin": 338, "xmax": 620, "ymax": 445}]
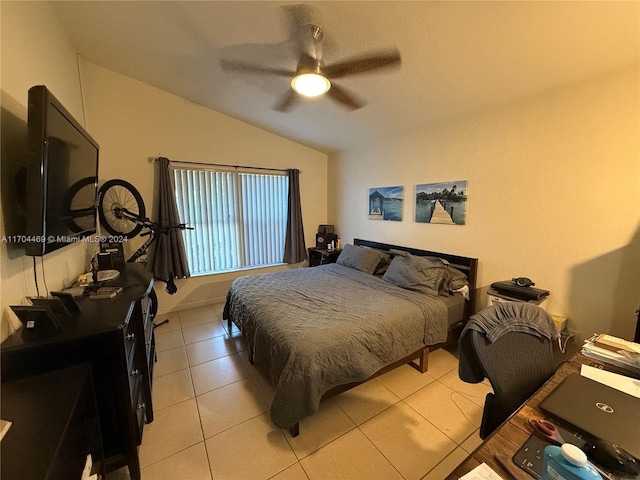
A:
[{"xmin": 542, "ymin": 444, "xmax": 602, "ymax": 480}]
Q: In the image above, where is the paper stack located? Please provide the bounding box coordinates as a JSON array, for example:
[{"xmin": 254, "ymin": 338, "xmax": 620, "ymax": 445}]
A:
[{"xmin": 581, "ymin": 334, "xmax": 640, "ymax": 375}]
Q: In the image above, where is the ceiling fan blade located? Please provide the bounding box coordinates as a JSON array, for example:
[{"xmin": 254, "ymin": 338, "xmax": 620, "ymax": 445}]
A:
[
  {"xmin": 323, "ymin": 48, "xmax": 401, "ymax": 79},
  {"xmin": 326, "ymin": 83, "xmax": 365, "ymax": 110},
  {"xmin": 274, "ymin": 90, "xmax": 299, "ymax": 112},
  {"xmin": 220, "ymin": 59, "xmax": 295, "ymax": 77}
]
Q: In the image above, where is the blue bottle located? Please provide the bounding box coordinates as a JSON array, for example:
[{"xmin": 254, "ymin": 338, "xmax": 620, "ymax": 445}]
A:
[{"xmin": 542, "ymin": 444, "xmax": 602, "ymax": 480}]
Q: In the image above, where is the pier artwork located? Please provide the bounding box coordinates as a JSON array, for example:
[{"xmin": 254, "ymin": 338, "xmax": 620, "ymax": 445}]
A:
[{"xmin": 415, "ymin": 180, "xmax": 467, "ymax": 225}]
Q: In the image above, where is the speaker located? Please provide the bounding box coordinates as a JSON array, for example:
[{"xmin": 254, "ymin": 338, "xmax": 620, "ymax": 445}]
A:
[
  {"xmin": 316, "ymin": 233, "xmax": 337, "ymax": 248},
  {"xmin": 318, "ymin": 224, "xmax": 334, "ymax": 234}
]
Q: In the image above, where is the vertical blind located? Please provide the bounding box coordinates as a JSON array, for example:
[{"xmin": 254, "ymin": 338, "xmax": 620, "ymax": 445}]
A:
[{"xmin": 173, "ymin": 168, "xmax": 289, "ymax": 275}]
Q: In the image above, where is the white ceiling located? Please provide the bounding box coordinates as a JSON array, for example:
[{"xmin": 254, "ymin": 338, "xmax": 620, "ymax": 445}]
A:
[{"xmin": 53, "ymin": 1, "xmax": 639, "ymax": 154}]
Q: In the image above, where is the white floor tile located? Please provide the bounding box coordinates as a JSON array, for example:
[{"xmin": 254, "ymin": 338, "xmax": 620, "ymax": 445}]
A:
[
  {"xmin": 378, "ymin": 363, "xmax": 436, "ymax": 399},
  {"xmin": 140, "ymin": 442, "xmax": 212, "ymax": 480},
  {"xmin": 197, "ymin": 378, "xmax": 268, "ymax": 438},
  {"xmin": 405, "ymin": 381, "xmax": 481, "ymax": 444},
  {"xmin": 269, "ymin": 462, "xmax": 309, "ymax": 480},
  {"xmin": 139, "ymin": 398, "xmax": 203, "ymax": 468},
  {"xmin": 285, "ymin": 400, "xmax": 356, "ymax": 459},
  {"xmin": 151, "ymin": 368, "xmax": 195, "ymax": 411},
  {"xmin": 300, "ymin": 428, "xmax": 403, "ymax": 480},
  {"xmin": 154, "ymin": 345, "xmax": 189, "ymax": 378},
  {"xmin": 190, "ymin": 353, "xmax": 249, "ymax": 395},
  {"xmin": 154, "ymin": 328, "xmax": 185, "ymax": 352},
  {"xmin": 179, "ymin": 305, "xmax": 218, "ymax": 329},
  {"xmin": 182, "ymin": 321, "xmax": 227, "ymax": 345},
  {"xmin": 360, "ymin": 402, "xmax": 457, "ymax": 480},
  {"xmin": 185, "ymin": 335, "xmax": 237, "ymax": 366},
  {"xmin": 205, "ymin": 413, "xmax": 298, "ymax": 480},
  {"xmin": 334, "ymin": 378, "xmax": 400, "ymax": 425}
]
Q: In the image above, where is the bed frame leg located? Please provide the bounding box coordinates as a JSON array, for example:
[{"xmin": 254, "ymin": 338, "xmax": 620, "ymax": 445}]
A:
[
  {"xmin": 289, "ymin": 423, "xmax": 299, "ymax": 437},
  {"xmin": 409, "ymin": 347, "xmax": 429, "ymax": 373},
  {"xmin": 418, "ymin": 347, "xmax": 429, "ymax": 373}
]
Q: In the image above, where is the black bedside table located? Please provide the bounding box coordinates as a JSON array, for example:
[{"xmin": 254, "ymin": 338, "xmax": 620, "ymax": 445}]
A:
[{"xmin": 308, "ymin": 247, "xmax": 342, "ymax": 267}]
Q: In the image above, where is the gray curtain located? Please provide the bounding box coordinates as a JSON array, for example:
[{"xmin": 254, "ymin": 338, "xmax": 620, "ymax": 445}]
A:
[
  {"xmin": 152, "ymin": 157, "xmax": 190, "ymax": 279},
  {"xmin": 283, "ymin": 168, "xmax": 307, "ymax": 264}
]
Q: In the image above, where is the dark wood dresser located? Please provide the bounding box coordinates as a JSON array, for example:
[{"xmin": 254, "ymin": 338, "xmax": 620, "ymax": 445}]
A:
[{"xmin": 1, "ymin": 263, "xmax": 156, "ymax": 480}]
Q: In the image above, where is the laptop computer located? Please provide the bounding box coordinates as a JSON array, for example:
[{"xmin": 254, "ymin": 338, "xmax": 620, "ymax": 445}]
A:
[{"xmin": 539, "ymin": 373, "xmax": 640, "ymax": 459}]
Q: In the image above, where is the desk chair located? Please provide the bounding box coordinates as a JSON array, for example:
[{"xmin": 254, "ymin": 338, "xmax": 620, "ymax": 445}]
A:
[{"xmin": 459, "ymin": 303, "xmax": 556, "ymax": 439}]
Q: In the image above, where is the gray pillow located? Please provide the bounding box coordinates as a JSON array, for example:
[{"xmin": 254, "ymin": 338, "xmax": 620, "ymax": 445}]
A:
[
  {"xmin": 439, "ymin": 266, "xmax": 469, "ymax": 295},
  {"xmin": 382, "ymin": 252, "xmax": 446, "ymax": 293},
  {"xmin": 363, "ymin": 247, "xmax": 391, "ymax": 275},
  {"xmin": 336, "ymin": 244, "xmax": 386, "ymax": 275}
]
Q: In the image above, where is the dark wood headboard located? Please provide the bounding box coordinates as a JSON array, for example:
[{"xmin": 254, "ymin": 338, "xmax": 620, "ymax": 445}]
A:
[{"xmin": 353, "ymin": 238, "xmax": 479, "ymax": 320}]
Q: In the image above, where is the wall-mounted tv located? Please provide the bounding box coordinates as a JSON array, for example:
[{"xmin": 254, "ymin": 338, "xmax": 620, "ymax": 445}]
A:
[{"xmin": 26, "ymin": 86, "xmax": 99, "ymax": 256}]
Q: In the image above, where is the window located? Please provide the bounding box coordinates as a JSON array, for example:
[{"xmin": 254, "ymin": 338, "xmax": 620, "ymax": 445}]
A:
[{"xmin": 173, "ymin": 167, "xmax": 289, "ymax": 275}]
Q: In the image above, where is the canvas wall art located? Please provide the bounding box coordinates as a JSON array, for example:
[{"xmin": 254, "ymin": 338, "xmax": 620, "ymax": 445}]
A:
[
  {"xmin": 415, "ymin": 180, "xmax": 467, "ymax": 225},
  {"xmin": 368, "ymin": 186, "xmax": 403, "ymax": 221}
]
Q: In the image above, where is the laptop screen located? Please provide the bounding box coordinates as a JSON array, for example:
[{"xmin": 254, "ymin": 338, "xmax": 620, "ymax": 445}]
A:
[{"xmin": 539, "ymin": 373, "xmax": 640, "ymax": 459}]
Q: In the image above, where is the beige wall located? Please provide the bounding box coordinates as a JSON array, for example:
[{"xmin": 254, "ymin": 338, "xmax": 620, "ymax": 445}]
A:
[
  {"xmin": 1, "ymin": 1, "xmax": 95, "ymax": 341},
  {"xmin": 1, "ymin": 2, "xmax": 327, "ymax": 340},
  {"xmin": 329, "ymin": 65, "xmax": 640, "ymax": 341},
  {"xmin": 79, "ymin": 60, "xmax": 328, "ymax": 313}
]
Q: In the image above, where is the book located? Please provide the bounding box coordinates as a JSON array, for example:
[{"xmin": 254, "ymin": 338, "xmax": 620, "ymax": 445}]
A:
[{"xmin": 593, "ymin": 334, "xmax": 640, "ymax": 355}]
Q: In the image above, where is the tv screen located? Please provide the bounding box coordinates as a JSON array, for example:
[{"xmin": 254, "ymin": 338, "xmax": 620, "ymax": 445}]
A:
[{"xmin": 26, "ymin": 86, "xmax": 99, "ymax": 256}]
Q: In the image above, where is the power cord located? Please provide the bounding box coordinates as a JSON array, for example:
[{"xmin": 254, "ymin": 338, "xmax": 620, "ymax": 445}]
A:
[{"xmin": 557, "ymin": 330, "xmax": 575, "ymax": 354}]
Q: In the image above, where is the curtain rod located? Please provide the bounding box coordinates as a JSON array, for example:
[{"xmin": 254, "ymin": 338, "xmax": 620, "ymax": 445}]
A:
[{"xmin": 155, "ymin": 157, "xmax": 291, "ymax": 174}]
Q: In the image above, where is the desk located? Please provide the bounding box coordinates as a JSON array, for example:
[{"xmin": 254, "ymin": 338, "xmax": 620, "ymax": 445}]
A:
[
  {"xmin": 1, "ymin": 364, "xmax": 105, "ymax": 480},
  {"xmin": 448, "ymin": 353, "xmax": 625, "ymax": 479}
]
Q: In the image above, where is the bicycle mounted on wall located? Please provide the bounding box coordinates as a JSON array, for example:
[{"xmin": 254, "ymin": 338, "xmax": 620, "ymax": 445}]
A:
[{"xmin": 96, "ymin": 179, "xmax": 191, "ymax": 318}]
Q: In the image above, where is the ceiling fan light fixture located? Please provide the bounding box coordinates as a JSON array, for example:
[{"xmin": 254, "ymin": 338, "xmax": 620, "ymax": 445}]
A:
[{"xmin": 291, "ymin": 73, "xmax": 331, "ymax": 97}]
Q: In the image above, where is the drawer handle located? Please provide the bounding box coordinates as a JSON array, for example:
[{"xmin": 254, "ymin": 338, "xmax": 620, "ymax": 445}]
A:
[
  {"xmin": 130, "ymin": 369, "xmax": 141, "ymax": 376},
  {"xmin": 137, "ymin": 402, "xmax": 145, "ymax": 410},
  {"xmin": 126, "ymin": 333, "xmax": 135, "ymax": 340}
]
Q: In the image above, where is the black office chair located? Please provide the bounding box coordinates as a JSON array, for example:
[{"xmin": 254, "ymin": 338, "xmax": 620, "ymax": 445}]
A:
[{"xmin": 459, "ymin": 303, "xmax": 556, "ymax": 439}]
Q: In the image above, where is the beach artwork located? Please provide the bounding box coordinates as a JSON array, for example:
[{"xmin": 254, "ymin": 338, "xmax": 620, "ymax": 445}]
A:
[
  {"xmin": 415, "ymin": 180, "xmax": 467, "ymax": 225},
  {"xmin": 368, "ymin": 186, "xmax": 403, "ymax": 221}
]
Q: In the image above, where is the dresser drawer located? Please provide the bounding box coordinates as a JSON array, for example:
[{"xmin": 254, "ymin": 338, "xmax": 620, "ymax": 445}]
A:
[
  {"xmin": 123, "ymin": 321, "xmax": 136, "ymax": 365},
  {"xmin": 128, "ymin": 355, "xmax": 143, "ymax": 399},
  {"xmin": 134, "ymin": 387, "xmax": 146, "ymax": 444}
]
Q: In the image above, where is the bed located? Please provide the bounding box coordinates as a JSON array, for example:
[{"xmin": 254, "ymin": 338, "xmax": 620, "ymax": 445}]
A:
[{"xmin": 223, "ymin": 238, "xmax": 478, "ymax": 436}]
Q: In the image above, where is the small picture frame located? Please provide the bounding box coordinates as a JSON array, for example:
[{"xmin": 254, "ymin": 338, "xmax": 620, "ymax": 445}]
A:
[
  {"xmin": 28, "ymin": 296, "xmax": 72, "ymax": 317},
  {"xmin": 10, "ymin": 305, "xmax": 64, "ymax": 333},
  {"xmin": 50, "ymin": 291, "xmax": 81, "ymax": 314}
]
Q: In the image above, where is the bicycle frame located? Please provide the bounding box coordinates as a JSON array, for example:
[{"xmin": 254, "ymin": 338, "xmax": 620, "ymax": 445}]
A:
[{"xmin": 111, "ymin": 206, "xmax": 191, "ymax": 294}]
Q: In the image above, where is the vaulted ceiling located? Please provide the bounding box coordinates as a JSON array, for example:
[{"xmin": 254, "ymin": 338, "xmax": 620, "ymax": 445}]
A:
[{"xmin": 53, "ymin": 1, "xmax": 639, "ymax": 153}]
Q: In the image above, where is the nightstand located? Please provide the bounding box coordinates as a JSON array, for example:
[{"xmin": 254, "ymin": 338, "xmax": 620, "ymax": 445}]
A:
[{"xmin": 308, "ymin": 247, "xmax": 342, "ymax": 267}]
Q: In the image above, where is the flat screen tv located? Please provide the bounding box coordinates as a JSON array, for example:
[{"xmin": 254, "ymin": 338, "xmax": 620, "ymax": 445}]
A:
[{"xmin": 26, "ymin": 85, "xmax": 99, "ymax": 256}]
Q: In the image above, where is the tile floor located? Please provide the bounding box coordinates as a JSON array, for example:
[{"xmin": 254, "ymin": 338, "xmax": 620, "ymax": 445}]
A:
[{"xmin": 107, "ymin": 303, "xmax": 492, "ymax": 480}]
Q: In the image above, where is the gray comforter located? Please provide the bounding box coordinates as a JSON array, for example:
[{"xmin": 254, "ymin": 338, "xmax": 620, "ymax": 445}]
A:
[{"xmin": 224, "ymin": 263, "xmax": 448, "ymax": 428}]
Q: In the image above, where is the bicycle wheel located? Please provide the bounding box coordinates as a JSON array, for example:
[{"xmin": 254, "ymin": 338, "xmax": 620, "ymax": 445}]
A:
[
  {"xmin": 64, "ymin": 176, "xmax": 97, "ymax": 233},
  {"xmin": 98, "ymin": 179, "xmax": 146, "ymax": 238}
]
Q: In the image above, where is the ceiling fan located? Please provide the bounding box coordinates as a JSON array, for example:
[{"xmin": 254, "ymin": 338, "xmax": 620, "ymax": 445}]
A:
[{"xmin": 220, "ymin": 19, "xmax": 401, "ymax": 112}]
